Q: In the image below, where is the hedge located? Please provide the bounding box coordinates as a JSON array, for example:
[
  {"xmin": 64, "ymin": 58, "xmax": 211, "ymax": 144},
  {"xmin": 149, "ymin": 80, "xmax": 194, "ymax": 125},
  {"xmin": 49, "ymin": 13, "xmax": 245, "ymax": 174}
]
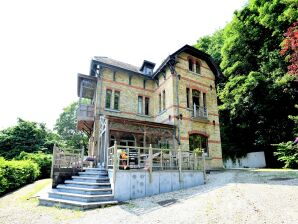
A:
[
  {"xmin": 0, "ymin": 157, "xmax": 40, "ymax": 195},
  {"xmin": 15, "ymin": 152, "xmax": 52, "ymax": 179}
]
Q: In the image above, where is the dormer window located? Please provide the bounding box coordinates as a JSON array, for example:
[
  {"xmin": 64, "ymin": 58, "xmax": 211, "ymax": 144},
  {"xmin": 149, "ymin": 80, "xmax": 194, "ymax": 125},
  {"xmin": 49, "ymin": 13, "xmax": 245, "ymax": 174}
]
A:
[
  {"xmin": 188, "ymin": 58, "xmax": 193, "ymax": 71},
  {"xmin": 140, "ymin": 60, "xmax": 155, "ymax": 76},
  {"xmin": 195, "ymin": 61, "xmax": 201, "ymax": 74},
  {"xmin": 144, "ymin": 67, "xmax": 152, "ymax": 75}
]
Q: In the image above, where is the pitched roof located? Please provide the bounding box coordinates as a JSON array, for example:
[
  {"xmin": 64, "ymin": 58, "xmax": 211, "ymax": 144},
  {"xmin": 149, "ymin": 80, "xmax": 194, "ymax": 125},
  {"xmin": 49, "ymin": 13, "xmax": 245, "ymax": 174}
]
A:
[
  {"xmin": 91, "ymin": 45, "xmax": 223, "ymax": 79},
  {"xmin": 153, "ymin": 45, "xmax": 223, "ymax": 79},
  {"xmin": 93, "ymin": 56, "xmax": 141, "ymax": 74}
]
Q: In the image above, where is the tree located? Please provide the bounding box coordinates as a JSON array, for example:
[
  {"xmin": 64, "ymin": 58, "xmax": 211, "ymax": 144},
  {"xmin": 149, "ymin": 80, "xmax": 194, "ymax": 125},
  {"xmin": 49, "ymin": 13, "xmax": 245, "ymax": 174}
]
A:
[
  {"xmin": 194, "ymin": 29, "xmax": 224, "ymax": 66},
  {"xmin": 0, "ymin": 118, "xmax": 56, "ymax": 159},
  {"xmin": 280, "ymin": 21, "xmax": 298, "ymax": 76},
  {"xmin": 195, "ymin": 0, "xmax": 298, "ymax": 165},
  {"xmin": 54, "ymin": 101, "xmax": 88, "ymax": 150}
]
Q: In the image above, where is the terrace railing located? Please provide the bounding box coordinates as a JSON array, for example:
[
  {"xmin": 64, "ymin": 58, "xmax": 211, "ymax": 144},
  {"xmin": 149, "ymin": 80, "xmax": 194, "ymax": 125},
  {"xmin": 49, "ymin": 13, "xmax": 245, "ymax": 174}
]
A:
[
  {"xmin": 51, "ymin": 145, "xmax": 84, "ymax": 187},
  {"xmin": 107, "ymin": 142, "xmax": 206, "ymax": 184}
]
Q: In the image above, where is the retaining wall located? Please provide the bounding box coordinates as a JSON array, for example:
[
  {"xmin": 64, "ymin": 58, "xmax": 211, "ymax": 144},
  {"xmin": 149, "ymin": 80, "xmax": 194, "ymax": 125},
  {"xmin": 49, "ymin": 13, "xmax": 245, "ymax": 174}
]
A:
[{"xmin": 108, "ymin": 169, "xmax": 204, "ymax": 201}]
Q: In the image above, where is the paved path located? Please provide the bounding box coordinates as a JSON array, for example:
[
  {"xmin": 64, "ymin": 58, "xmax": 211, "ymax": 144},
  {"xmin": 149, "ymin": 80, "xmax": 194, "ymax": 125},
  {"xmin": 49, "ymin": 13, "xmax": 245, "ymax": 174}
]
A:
[{"xmin": 0, "ymin": 169, "xmax": 298, "ymax": 224}]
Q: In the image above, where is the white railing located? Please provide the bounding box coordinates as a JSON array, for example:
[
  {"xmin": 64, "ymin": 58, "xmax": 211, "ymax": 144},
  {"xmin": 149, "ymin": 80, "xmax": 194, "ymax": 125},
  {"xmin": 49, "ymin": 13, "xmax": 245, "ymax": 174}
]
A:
[
  {"xmin": 77, "ymin": 104, "xmax": 94, "ymax": 120},
  {"xmin": 193, "ymin": 104, "xmax": 208, "ymax": 119}
]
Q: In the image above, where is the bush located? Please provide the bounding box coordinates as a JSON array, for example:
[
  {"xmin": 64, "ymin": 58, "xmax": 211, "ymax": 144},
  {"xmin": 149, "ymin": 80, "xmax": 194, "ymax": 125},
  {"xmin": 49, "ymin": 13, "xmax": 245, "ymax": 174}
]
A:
[
  {"xmin": 15, "ymin": 152, "xmax": 52, "ymax": 179},
  {"xmin": 0, "ymin": 157, "xmax": 40, "ymax": 195},
  {"xmin": 274, "ymin": 141, "xmax": 298, "ymax": 168}
]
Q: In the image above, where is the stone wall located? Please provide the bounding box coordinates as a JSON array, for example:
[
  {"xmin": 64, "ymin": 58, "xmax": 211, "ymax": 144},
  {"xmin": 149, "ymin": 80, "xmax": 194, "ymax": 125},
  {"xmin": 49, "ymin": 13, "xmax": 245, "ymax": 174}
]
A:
[{"xmin": 108, "ymin": 169, "xmax": 204, "ymax": 201}]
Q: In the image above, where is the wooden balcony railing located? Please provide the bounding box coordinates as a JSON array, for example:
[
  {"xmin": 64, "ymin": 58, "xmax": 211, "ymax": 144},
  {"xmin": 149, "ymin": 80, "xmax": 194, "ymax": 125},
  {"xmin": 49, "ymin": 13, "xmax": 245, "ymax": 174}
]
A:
[
  {"xmin": 77, "ymin": 104, "xmax": 94, "ymax": 121},
  {"xmin": 107, "ymin": 142, "xmax": 206, "ymax": 184},
  {"xmin": 51, "ymin": 145, "xmax": 84, "ymax": 187}
]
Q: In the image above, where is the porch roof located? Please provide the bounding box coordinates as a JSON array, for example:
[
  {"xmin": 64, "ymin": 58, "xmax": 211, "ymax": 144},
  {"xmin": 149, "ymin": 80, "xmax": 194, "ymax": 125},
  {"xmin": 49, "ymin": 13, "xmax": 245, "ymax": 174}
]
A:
[{"xmin": 106, "ymin": 115, "xmax": 175, "ymax": 130}]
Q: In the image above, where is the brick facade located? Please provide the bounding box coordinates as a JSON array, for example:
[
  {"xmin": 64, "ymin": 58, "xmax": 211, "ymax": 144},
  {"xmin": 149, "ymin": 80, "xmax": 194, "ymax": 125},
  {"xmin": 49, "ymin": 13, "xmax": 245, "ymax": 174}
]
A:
[{"xmin": 78, "ymin": 45, "xmax": 223, "ymax": 169}]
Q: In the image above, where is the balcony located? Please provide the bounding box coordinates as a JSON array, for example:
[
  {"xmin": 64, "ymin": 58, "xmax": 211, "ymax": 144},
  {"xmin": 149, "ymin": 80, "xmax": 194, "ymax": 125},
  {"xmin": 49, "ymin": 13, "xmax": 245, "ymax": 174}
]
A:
[
  {"xmin": 77, "ymin": 104, "xmax": 94, "ymax": 121},
  {"xmin": 77, "ymin": 104, "xmax": 95, "ymax": 136},
  {"xmin": 193, "ymin": 105, "xmax": 208, "ymax": 120}
]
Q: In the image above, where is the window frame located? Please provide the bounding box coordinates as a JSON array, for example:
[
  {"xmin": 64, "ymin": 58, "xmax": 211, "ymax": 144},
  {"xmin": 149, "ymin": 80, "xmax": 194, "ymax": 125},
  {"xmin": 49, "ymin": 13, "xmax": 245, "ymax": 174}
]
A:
[
  {"xmin": 138, "ymin": 96, "xmax": 143, "ymax": 114},
  {"xmin": 188, "ymin": 58, "xmax": 193, "ymax": 72},
  {"xmin": 195, "ymin": 61, "xmax": 201, "ymax": 74},
  {"xmin": 145, "ymin": 97, "xmax": 149, "ymax": 115},
  {"xmin": 162, "ymin": 90, "xmax": 166, "ymax": 110},
  {"xmin": 186, "ymin": 88, "xmax": 190, "ymax": 108},
  {"xmin": 114, "ymin": 91, "xmax": 120, "ymax": 110},
  {"xmin": 105, "ymin": 89, "xmax": 112, "ymax": 109}
]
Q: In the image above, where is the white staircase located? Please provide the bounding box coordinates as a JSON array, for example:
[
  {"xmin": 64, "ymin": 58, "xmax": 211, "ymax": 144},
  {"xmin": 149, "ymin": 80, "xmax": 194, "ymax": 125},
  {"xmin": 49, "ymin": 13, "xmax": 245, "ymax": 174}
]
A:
[{"xmin": 39, "ymin": 168, "xmax": 118, "ymax": 210}]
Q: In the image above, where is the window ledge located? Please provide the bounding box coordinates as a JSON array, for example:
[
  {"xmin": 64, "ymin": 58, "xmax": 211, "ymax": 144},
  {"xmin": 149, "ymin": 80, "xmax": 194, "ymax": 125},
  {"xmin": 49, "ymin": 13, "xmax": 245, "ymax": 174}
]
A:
[
  {"xmin": 191, "ymin": 117, "xmax": 209, "ymax": 123},
  {"xmin": 136, "ymin": 114, "xmax": 152, "ymax": 118},
  {"xmin": 104, "ymin": 108, "xmax": 121, "ymax": 113},
  {"xmin": 188, "ymin": 70, "xmax": 201, "ymax": 76}
]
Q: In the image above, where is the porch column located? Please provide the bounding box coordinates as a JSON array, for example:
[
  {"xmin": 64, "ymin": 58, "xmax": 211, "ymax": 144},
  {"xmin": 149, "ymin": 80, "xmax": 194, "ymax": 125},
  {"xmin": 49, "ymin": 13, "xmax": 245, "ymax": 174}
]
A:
[{"xmin": 103, "ymin": 118, "xmax": 109, "ymax": 168}]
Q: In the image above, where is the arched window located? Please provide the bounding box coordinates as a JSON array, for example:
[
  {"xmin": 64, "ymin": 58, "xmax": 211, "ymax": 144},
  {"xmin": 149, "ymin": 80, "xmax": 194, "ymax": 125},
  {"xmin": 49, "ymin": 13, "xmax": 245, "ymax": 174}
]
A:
[
  {"xmin": 195, "ymin": 61, "xmax": 201, "ymax": 74},
  {"xmin": 189, "ymin": 134, "xmax": 208, "ymax": 156},
  {"xmin": 188, "ymin": 58, "xmax": 193, "ymax": 71}
]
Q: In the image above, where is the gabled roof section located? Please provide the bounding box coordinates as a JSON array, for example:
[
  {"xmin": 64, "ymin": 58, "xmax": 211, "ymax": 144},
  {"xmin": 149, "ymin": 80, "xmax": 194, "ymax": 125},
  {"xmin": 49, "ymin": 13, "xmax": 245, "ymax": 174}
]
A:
[
  {"xmin": 93, "ymin": 56, "xmax": 141, "ymax": 74},
  {"xmin": 153, "ymin": 44, "xmax": 223, "ymax": 79}
]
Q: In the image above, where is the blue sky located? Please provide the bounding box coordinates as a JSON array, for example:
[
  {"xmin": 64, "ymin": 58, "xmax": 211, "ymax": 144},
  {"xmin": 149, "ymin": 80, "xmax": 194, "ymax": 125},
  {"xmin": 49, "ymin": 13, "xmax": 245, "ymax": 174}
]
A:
[{"xmin": 0, "ymin": 0, "xmax": 247, "ymax": 130}]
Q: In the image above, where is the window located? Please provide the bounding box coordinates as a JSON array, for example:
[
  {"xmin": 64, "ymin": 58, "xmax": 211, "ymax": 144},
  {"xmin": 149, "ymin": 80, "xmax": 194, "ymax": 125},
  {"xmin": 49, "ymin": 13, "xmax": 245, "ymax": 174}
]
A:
[
  {"xmin": 188, "ymin": 58, "xmax": 193, "ymax": 71},
  {"xmin": 158, "ymin": 139, "xmax": 169, "ymax": 149},
  {"xmin": 143, "ymin": 80, "xmax": 146, "ymax": 89},
  {"xmin": 145, "ymin": 97, "xmax": 149, "ymax": 115},
  {"xmin": 189, "ymin": 134, "xmax": 208, "ymax": 156},
  {"xmin": 138, "ymin": 96, "xmax": 143, "ymax": 114},
  {"xmin": 162, "ymin": 90, "xmax": 166, "ymax": 110},
  {"xmin": 105, "ymin": 89, "xmax": 112, "ymax": 109},
  {"xmin": 159, "ymin": 93, "xmax": 161, "ymax": 112},
  {"xmin": 203, "ymin": 93, "xmax": 206, "ymax": 108},
  {"xmin": 114, "ymin": 91, "xmax": 120, "ymax": 110},
  {"xmin": 186, "ymin": 88, "xmax": 190, "ymax": 108},
  {"xmin": 113, "ymin": 71, "xmax": 116, "ymax": 81},
  {"xmin": 195, "ymin": 61, "xmax": 200, "ymax": 74},
  {"xmin": 129, "ymin": 75, "xmax": 132, "ymax": 85},
  {"xmin": 192, "ymin": 89, "xmax": 200, "ymax": 108}
]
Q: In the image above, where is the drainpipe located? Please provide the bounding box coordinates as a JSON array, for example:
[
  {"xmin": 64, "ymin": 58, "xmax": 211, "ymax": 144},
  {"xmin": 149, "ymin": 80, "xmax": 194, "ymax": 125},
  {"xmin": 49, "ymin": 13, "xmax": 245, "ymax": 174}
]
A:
[{"xmin": 168, "ymin": 57, "xmax": 181, "ymax": 145}]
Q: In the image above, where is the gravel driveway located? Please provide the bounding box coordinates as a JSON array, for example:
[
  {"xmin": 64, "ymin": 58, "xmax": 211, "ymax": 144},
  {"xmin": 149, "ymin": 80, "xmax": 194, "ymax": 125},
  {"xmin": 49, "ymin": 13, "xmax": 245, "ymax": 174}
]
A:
[{"xmin": 1, "ymin": 169, "xmax": 298, "ymax": 224}]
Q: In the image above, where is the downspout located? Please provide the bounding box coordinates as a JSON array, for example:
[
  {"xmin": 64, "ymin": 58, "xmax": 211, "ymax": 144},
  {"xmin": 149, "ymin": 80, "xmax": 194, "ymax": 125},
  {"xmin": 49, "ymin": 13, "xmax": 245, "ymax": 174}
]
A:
[
  {"xmin": 168, "ymin": 57, "xmax": 181, "ymax": 145},
  {"xmin": 98, "ymin": 65, "xmax": 105, "ymax": 167}
]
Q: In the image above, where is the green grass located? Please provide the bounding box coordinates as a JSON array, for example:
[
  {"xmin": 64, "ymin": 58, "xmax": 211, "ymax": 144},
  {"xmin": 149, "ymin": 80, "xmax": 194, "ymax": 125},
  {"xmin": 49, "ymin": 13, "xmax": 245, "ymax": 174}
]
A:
[{"xmin": 18, "ymin": 179, "xmax": 51, "ymax": 202}]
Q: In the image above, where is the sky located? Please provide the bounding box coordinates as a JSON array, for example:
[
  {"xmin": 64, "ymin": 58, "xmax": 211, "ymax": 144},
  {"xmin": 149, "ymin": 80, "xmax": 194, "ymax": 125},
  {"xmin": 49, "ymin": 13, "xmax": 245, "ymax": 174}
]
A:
[{"xmin": 0, "ymin": 0, "xmax": 247, "ymax": 130}]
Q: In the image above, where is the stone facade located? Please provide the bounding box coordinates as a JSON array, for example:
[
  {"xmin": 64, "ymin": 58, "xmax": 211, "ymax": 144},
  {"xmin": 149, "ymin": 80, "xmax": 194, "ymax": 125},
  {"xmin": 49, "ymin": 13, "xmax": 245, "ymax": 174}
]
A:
[{"xmin": 78, "ymin": 45, "xmax": 223, "ymax": 169}]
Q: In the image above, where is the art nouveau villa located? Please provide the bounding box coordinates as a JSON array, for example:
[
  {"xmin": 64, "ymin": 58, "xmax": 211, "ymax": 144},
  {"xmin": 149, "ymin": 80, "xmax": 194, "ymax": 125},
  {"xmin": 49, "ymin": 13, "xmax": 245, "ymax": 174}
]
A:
[{"xmin": 40, "ymin": 45, "xmax": 223, "ymax": 210}]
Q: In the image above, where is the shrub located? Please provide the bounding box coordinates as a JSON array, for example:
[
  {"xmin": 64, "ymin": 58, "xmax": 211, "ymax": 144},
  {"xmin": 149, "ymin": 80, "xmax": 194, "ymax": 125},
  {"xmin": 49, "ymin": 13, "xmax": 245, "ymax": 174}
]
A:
[
  {"xmin": 0, "ymin": 157, "xmax": 40, "ymax": 195},
  {"xmin": 15, "ymin": 152, "xmax": 52, "ymax": 179},
  {"xmin": 274, "ymin": 141, "xmax": 298, "ymax": 168}
]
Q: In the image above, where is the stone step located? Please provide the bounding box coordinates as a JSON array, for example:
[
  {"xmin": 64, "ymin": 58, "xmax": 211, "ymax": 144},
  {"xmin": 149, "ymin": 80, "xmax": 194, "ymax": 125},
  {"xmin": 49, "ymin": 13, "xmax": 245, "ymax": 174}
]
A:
[
  {"xmin": 64, "ymin": 180, "xmax": 111, "ymax": 189},
  {"xmin": 39, "ymin": 197, "xmax": 118, "ymax": 210},
  {"xmin": 84, "ymin": 168, "xmax": 107, "ymax": 172},
  {"xmin": 78, "ymin": 171, "xmax": 108, "ymax": 177},
  {"xmin": 48, "ymin": 191, "xmax": 114, "ymax": 203},
  {"xmin": 56, "ymin": 185, "xmax": 112, "ymax": 195},
  {"xmin": 72, "ymin": 176, "xmax": 109, "ymax": 183}
]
